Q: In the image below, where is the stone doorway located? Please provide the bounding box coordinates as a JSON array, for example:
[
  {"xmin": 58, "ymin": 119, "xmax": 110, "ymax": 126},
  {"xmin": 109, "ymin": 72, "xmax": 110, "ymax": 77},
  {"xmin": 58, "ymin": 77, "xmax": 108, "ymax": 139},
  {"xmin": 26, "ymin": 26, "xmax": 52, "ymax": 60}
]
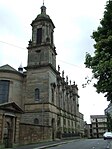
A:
[
  {"xmin": 0, "ymin": 102, "xmax": 23, "ymax": 147},
  {"xmin": 3, "ymin": 117, "xmax": 13, "ymax": 148}
]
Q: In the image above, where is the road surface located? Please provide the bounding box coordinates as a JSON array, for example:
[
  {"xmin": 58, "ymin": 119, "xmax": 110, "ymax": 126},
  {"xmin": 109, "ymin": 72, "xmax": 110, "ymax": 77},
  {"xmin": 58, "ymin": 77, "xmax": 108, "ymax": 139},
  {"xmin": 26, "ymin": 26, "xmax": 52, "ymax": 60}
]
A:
[{"xmin": 48, "ymin": 139, "xmax": 111, "ymax": 149}]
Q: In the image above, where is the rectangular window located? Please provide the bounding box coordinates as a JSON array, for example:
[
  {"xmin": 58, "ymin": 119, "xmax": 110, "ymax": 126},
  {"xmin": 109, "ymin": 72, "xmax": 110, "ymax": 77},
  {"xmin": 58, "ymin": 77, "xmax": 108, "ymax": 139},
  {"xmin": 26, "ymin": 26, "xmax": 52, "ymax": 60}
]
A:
[
  {"xmin": 51, "ymin": 32, "xmax": 53, "ymax": 44},
  {"xmin": 0, "ymin": 80, "xmax": 10, "ymax": 103},
  {"xmin": 63, "ymin": 118, "xmax": 66, "ymax": 125},
  {"xmin": 52, "ymin": 88, "xmax": 54, "ymax": 102},
  {"xmin": 37, "ymin": 28, "xmax": 42, "ymax": 44}
]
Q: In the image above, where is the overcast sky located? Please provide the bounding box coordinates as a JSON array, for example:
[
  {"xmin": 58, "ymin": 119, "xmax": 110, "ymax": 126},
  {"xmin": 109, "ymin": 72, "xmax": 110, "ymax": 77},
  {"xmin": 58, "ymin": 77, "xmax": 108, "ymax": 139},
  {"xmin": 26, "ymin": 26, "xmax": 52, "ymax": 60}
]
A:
[{"xmin": 0, "ymin": 0, "xmax": 109, "ymax": 123}]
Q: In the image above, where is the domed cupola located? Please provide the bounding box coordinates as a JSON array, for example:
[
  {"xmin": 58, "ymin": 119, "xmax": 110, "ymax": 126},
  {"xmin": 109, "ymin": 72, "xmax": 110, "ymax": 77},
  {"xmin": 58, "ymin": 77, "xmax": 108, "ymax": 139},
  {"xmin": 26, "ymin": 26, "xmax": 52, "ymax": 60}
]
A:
[
  {"xmin": 35, "ymin": 5, "xmax": 50, "ymax": 20},
  {"xmin": 30, "ymin": 3, "xmax": 55, "ymax": 47}
]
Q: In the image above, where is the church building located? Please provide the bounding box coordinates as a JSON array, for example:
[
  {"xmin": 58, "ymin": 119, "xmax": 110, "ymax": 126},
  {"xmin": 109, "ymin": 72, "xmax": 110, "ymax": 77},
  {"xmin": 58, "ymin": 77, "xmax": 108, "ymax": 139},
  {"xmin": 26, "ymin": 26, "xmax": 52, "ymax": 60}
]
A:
[{"xmin": 0, "ymin": 4, "xmax": 84, "ymax": 148}]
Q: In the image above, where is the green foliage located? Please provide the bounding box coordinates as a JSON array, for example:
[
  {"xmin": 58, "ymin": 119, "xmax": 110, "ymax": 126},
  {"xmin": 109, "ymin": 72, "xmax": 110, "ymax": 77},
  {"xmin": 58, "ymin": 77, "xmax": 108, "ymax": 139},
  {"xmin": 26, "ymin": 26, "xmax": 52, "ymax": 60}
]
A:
[{"xmin": 84, "ymin": 0, "xmax": 112, "ymax": 102}]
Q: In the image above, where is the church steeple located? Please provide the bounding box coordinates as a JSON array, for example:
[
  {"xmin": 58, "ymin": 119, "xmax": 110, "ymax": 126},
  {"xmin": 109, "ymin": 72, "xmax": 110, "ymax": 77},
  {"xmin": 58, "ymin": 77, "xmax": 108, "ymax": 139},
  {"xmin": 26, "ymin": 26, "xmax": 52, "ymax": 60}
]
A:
[{"xmin": 27, "ymin": 4, "xmax": 56, "ymax": 69}]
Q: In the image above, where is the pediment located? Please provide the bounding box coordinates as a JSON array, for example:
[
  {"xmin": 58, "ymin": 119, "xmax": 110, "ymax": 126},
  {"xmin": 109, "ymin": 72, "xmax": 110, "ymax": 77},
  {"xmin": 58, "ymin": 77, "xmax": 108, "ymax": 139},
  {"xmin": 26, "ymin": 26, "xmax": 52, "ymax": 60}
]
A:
[
  {"xmin": 0, "ymin": 64, "xmax": 17, "ymax": 72},
  {"xmin": 0, "ymin": 102, "xmax": 24, "ymax": 113}
]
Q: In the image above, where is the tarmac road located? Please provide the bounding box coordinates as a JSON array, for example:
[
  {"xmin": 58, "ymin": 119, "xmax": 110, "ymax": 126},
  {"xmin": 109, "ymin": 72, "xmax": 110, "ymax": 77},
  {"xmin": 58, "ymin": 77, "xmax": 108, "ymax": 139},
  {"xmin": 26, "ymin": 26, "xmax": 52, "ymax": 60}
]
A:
[
  {"xmin": 46, "ymin": 139, "xmax": 111, "ymax": 149},
  {"xmin": 15, "ymin": 138, "xmax": 112, "ymax": 149}
]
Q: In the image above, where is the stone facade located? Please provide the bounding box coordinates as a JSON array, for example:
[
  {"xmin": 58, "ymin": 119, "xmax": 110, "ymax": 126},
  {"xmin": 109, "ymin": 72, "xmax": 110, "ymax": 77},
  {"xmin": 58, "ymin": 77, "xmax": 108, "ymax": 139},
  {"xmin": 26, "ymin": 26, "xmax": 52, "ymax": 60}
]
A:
[
  {"xmin": 0, "ymin": 67, "xmax": 24, "ymax": 108},
  {"xmin": 0, "ymin": 4, "xmax": 84, "ymax": 148},
  {"xmin": 19, "ymin": 124, "xmax": 52, "ymax": 144}
]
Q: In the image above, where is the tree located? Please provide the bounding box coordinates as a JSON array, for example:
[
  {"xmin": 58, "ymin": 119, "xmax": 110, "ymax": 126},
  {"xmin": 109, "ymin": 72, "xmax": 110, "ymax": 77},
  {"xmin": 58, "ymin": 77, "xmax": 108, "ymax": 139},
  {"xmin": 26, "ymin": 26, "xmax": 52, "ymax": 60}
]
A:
[{"xmin": 84, "ymin": 0, "xmax": 112, "ymax": 102}]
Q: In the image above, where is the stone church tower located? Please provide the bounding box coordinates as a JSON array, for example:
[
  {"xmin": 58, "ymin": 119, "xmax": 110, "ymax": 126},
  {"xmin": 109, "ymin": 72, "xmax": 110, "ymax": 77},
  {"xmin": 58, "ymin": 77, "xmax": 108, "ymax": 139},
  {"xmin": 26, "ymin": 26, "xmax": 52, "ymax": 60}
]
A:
[
  {"xmin": 22, "ymin": 4, "xmax": 58, "ymax": 139},
  {"xmin": 21, "ymin": 3, "xmax": 84, "ymax": 139}
]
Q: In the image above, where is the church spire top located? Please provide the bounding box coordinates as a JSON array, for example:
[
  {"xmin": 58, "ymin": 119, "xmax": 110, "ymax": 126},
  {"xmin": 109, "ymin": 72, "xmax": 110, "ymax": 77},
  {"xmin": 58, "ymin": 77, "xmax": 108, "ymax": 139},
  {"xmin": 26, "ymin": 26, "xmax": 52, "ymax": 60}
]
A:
[
  {"xmin": 43, "ymin": 0, "xmax": 44, "ymax": 6},
  {"xmin": 41, "ymin": 0, "xmax": 46, "ymax": 15}
]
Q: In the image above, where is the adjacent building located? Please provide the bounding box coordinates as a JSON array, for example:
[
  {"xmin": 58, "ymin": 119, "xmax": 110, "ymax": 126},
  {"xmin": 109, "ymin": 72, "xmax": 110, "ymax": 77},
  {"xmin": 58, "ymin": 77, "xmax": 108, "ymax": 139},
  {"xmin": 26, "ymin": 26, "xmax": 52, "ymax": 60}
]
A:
[
  {"xmin": 84, "ymin": 122, "xmax": 92, "ymax": 138},
  {"xmin": 90, "ymin": 115, "xmax": 107, "ymax": 138},
  {"xmin": 0, "ymin": 4, "xmax": 84, "ymax": 148},
  {"xmin": 105, "ymin": 102, "xmax": 112, "ymax": 116}
]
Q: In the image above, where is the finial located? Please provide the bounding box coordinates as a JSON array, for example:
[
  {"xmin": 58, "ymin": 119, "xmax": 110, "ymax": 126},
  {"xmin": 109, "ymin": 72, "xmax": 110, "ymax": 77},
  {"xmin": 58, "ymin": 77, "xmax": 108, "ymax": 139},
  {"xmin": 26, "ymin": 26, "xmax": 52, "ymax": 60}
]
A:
[
  {"xmin": 62, "ymin": 70, "xmax": 64, "ymax": 78},
  {"xmin": 41, "ymin": 0, "xmax": 46, "ymax": 14},
  {"xmin": 18, "ymin": 63, "xmax": 23, "ymax": 73},
  {"xmin": 43, "ymin": 0, "xmax": 44, "ymax": 6},
  {"xmin": 66, "ymin": 76, "xmax": 68, "ymax": 83},
  {"xmin": 70, "ymin": 80, "xmax": 71, "ymax": 85},
  {"xmin": 58, "ymin": 65, "xmax": 60, "ymax": 72}
]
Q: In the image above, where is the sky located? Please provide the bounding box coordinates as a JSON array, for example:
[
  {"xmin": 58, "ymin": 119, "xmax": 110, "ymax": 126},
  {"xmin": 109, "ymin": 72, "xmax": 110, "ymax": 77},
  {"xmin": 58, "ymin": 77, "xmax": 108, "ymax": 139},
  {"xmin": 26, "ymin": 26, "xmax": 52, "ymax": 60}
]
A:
[{"xmin": 0, "ymin": 0, "xmax": 109, "ymax": 123}]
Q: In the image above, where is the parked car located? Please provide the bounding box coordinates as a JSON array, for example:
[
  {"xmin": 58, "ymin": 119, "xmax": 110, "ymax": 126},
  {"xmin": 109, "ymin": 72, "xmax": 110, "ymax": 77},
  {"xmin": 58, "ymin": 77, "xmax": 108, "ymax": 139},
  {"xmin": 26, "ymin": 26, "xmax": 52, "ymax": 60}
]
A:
[{"xmin": 103, "ymin": 132, "xmax": 112, "ymax": 140}]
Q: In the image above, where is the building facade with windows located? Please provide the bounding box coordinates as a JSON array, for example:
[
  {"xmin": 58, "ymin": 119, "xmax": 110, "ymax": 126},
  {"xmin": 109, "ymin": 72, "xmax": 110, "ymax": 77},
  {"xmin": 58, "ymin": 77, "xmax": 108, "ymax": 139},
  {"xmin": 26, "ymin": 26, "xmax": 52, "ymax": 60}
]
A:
[
  {"xmin": 105, "ymin": 102, "xmax": 112, "ymax": 116},
  {"xmin": 0, "ymin": 4, "xmax": 84, "ymax": 148},
  {"xmin": 90, "ymin": 115, "xmax": 107, "ymax": 138}
]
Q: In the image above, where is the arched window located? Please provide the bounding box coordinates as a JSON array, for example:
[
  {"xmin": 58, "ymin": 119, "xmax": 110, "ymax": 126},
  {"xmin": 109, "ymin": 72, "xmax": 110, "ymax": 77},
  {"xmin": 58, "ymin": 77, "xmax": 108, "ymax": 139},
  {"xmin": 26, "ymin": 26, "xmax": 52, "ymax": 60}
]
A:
[
  {"xmin": 51, "ymin": 83, "xmax": 56, "ymax": 103},
  {"xmin": 34, "ymin": 118, "xmax": 39, "ymax": 125},
  {"xmin": 35, "ymin": 88, "xmax": 40, "ymax": 101}
]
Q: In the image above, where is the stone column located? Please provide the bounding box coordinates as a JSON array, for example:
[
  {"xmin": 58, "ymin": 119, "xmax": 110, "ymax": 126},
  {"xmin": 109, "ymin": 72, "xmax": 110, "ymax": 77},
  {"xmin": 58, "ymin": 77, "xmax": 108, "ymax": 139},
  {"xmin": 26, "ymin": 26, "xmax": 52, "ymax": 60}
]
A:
[
  {"xmin": 15, "ymin": 117, "xmax": 20, "ymax": 144},
  {"xmin": 1, "ymin": 114, "xmax": 5, "ymax": 144},
  {"xmin": 12, "ymin": 117, "xmax": 15, "ymax": 143},
  {"xmin": 0, "ymin": 114, "xmax": 3, "ymax": 143}
]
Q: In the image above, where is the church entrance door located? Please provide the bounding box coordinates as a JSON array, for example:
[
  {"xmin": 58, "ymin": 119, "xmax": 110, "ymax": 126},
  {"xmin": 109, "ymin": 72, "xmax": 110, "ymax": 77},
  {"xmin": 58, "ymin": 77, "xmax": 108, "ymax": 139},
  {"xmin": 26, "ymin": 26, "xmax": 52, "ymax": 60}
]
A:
[{"xmin": 3, "ymin": 118, "xmax": 13, "ymax": 148}]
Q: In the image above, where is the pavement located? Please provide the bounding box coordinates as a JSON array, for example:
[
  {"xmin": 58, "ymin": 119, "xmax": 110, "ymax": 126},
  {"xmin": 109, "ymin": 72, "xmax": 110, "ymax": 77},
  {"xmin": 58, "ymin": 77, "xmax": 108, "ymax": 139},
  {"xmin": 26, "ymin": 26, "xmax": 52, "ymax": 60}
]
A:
[
  {"xmin": 110, "ymin": 141, "xmax": 112, "ymax": 149},
  {"xmin": 105, "ymin": 140, "xmax": 112, "ymax": 149},
  {"xmin": 14, "ymin": 138, "xmax": 80, "ymax": 149}
]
